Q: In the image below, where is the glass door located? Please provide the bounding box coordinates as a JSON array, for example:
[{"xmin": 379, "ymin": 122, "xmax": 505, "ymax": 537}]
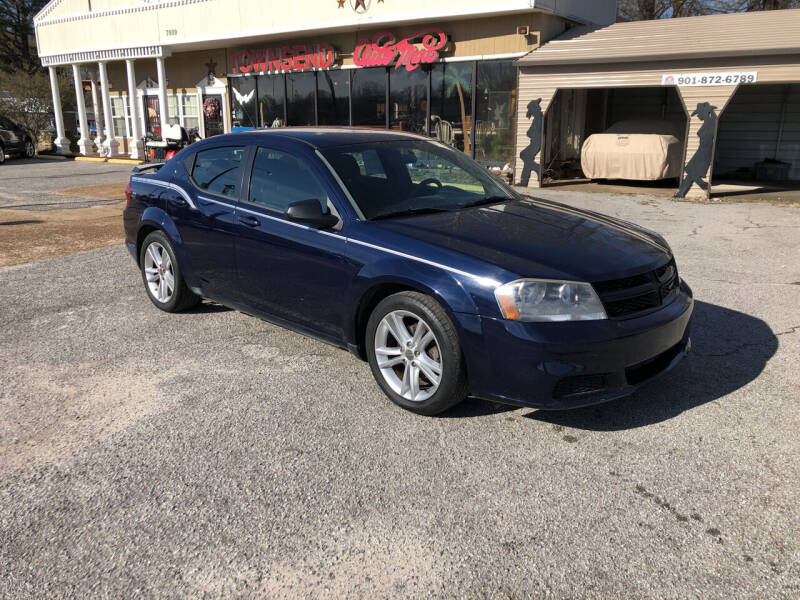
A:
[
  {"xmin": 143, "ymin": 96, "xmax": 161, "ymax": 136},
  {"xmin": 202, "ymin": 94, "xmax": 224, "ymax": 137}
]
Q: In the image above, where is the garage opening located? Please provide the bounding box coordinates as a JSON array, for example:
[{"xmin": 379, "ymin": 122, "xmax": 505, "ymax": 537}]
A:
[
  {"xmin": 542, "ymin": 86, "xmax": 687, "ymax": 189},
  {"xmin": 714, "ymin": 83, "xmax": 800, "ymax": 187}
]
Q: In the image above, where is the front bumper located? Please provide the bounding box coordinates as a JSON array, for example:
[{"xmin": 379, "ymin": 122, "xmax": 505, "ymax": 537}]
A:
[{"xmin": 459, "ymin": 281, "xmax": 694, "ymax": 409}]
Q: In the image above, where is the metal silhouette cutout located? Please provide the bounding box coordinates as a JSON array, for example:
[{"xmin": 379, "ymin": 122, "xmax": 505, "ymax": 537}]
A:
[
  {"xmin": 519, "ymin": 98, "xmax": 543, "ymax": 187},
  {"xmin": 675, "ymin": 102, "xmax": 717, "ymax": 198}
]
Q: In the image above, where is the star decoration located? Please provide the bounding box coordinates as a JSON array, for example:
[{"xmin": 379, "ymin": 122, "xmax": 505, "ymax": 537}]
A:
[
  {"xmin": 337, "ymin": 0, "xmax": 344, "ymax": 6},
  {"xmin": 204, "ymin": 57, "xmax": 217, "ymax": 84}
]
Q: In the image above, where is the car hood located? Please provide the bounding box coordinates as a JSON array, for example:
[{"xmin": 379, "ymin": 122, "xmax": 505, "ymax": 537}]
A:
[{"xmin": 370, "ymin": 197, "xmax": 671, "ymax": 282}]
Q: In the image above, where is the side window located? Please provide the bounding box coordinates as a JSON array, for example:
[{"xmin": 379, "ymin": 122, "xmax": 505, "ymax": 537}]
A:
[
  {"xmin": 248, "ymin": 147, "xmax": 328, "ymax": 212},
  {"xmin": 191, "ymin": 146, "xmax": 244, "ymax": 198}
]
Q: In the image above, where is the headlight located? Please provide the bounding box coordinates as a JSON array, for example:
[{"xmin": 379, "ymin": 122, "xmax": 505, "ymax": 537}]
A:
[{"xmin": 494, "ymin": 279, "xmax": 607, "ymax": 322}]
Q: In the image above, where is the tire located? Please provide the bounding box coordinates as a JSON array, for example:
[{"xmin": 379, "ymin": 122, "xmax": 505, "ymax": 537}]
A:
[
  {"xmin": 0, "ymin": 144, "xmax": 5, "ymax": 165},
  {"xmin": 139, "ymin": 230, "xmax": 200, "ymax": 312},
  {"xmin": 23, "ymin": 138, "xmax": 35, "ymax": 158},
  {"xmin": 366, "ymin": 291, "xmax": 468, "ymax": 416}
]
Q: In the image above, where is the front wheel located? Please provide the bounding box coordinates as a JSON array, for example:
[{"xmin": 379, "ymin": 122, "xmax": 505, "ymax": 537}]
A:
[
  {"xmin": 0, "ymin": 144, "xmax": 5, "ymax": 164},
  {"xmin": 24, "ymin": 139, "xmax": 35, "ymax": 158},
  {"xmin": 366, "ymin": 291, "xmax": 468, "ymax": 415},
  {"xmin": 139, "ymin": 230, "xmax": 200, "ymax": 312}
]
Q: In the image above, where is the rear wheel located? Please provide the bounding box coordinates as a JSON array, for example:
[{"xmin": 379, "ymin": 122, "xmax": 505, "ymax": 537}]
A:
[
  {"xmin": 0, "ymin": 143, "xmax": 5, "ymax": 164},
  {"xmin": 23, "ymin": 138, "xmax": 35, "ymax": 158},
  {"xmin": 139, "ymin": 230, "xmax": 200, "ymax": 312},
  {"xmin": 366, "ymin": 291, "xmax": 468, "ymax": 415}
]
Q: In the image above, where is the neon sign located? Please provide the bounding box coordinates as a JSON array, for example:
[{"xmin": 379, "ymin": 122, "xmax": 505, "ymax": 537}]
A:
[{"xmin": 354, "ymin": 28, "xmax": 447, "ymax": 72}]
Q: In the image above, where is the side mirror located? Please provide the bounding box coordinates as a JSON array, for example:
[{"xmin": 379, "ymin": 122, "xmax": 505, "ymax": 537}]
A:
[{"xmin": 285, "ymin": 199, "xmax": 339, "ymax": 229}]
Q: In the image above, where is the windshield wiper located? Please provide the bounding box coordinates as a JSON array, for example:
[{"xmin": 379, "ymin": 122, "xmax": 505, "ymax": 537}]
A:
[
  {"xmin": 459, "ymin": 195, "xmax": 511, "ymax": 209},
  {"xmin": 370, "ymin": 207, "xmax": 451, "ymax": 221}
]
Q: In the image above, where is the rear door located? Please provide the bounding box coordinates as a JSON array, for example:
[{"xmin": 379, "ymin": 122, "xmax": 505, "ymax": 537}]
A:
[
  {"xmin": 234, "ymin": 143, "xmax": 352, "ymax": 341},
  {"xmin": 166, "ymin": 144, "xmax": 248, "ymax": 304}
]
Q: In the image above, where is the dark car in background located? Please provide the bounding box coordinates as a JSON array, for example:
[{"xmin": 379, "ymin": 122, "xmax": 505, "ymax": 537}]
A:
[
  {"xmin": 0, "ymin": 115, "xmax": 35, "ymax": 164},
  {"xmin": 123, "ymin": 129, "xmax": 693, "ymax": 416}
]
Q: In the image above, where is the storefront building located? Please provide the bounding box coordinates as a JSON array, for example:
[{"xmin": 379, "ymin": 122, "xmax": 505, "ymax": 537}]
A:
[{"xmin": 34, "ymin": 0, "xmax": 615, "ymax": 167}]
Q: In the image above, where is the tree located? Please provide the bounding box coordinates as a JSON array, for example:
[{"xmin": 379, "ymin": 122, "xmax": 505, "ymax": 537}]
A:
[
  {"xmin": 0, "ymin": 67, "xmax": 76, "ymax": 151},
  {"xmin": 0, "ymin": 0, "xmax": 49, "ymax": 74},
  {"xmin": 617, "ymin": 0, "xmax": 799, "ymax": 20}
]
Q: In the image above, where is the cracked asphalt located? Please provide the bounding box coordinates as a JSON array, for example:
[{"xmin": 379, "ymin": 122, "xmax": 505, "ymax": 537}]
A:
[{"xmin": 1, "ymin": 185, "xmax": 798, "ymax": 598}]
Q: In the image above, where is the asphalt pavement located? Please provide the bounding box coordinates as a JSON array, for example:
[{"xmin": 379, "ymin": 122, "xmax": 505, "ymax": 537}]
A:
[
  {"xmin": 0, "ymin": 158, "xmax": 132, "ymax": 210},
  {"xmin": 0, "ymin": 188, "xmax": 798, "ymax": 598}
]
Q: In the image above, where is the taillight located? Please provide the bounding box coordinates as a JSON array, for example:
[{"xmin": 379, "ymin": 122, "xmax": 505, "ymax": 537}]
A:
[{"xmin": 125, "ymin": 182, "xmax": 132, "ymax": 207}]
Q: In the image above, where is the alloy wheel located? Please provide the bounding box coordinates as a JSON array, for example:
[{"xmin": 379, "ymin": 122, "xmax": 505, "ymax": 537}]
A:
[
  {"xmin": 24, "ymin": 140, "xmax": 34, "ymax": 158},
  {"xmin": 143, "ymin": 242, "xmax": 175, "ymax": 303},
  {"xmin": 374, "ymin": 310, "xmax": 443, "ymax": 402}
]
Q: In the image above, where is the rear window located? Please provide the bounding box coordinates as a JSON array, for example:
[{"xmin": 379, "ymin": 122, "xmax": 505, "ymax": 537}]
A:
[{"xmin": 190, "ymin": 146, "xmax": 244, "ymax": 198}]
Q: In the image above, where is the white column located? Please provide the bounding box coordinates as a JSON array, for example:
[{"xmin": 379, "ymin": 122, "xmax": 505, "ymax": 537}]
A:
[
  {"xmin": 125, "ymin": 59, "xmax": 144, "ymax": 160},
  {"xmin": 90, "ymin": 75, "xmax": 105, "ymax": 156},
  {"xmin": 97, "ymin": 62, "xmax": 120, "ymax": 157},
  {"xmin": 71, "ymin": 64, "xmax": 93, "ymax": 155},
  {"xmin": 156, "ymin": 57, "xmax": 170, "ymax": 136},
  {"xmin": 48, "ymin": 66, "xmax": 70, "ymax": 154}
]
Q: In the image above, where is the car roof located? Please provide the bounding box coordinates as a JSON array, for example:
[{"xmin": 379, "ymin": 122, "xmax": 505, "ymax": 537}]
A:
[{"xmin": 199, "ymin": 127, "xmax": 429, "ymax": 149}]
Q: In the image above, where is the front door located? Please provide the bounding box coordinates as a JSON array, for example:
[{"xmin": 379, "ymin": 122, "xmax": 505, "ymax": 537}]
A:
[
  {"xmin": 234, "ymin": 144, "xmax": 351, "ymax": 341},
  {"xmin": 202, "ymin": 94, "xmax": 224, "ymax": 137},
  {"xmin": 143, "ymin": 96, "xmax": 161, "ymax": 136}
]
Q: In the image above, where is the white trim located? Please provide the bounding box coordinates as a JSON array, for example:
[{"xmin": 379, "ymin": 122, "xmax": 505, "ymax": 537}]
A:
[
  {"xmin": 40, "ymin": 46, "xmax": 167, "ymax": 67},
  {"xmin": 197, "ymin": 194, "xmax": 498, "ymax": 286},
  {"xmin": 131, "ymin": 177, "xmax": 197, "ymax": 209},
  {"xmin": 442, "ymin": 52, "xmax": 527, "ymax": 63},
  {"xmin": 36, "ymin": 0, "xmax": 214, "ymax": 25}
]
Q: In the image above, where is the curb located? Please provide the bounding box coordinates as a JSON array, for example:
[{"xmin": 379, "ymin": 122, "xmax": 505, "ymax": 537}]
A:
[
  {"xmin": 74, "ymin": 156, "xmax": 145, "ymax": 165},
  {"xmin": 36, "ymin": 154, "xmax": 72, "ymax": 161}
]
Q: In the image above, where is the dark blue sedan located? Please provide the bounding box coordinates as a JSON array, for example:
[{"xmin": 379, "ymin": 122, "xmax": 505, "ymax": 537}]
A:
[{"xmin": 123, "ymin": 129, "xmax": 692, "ymax": 415}]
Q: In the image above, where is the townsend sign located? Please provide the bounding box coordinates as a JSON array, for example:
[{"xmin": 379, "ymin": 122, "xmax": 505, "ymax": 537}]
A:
[
  {"xmin": 354, "ymin": 28, "xmax": 447, "ymax": 71},
  {"xmin": 228, "ymin": 44, "xmax": 336, "ymax": 74}
]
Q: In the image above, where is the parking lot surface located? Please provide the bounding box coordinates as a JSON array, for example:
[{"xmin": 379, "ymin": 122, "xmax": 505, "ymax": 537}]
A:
[
  {"xmin": 1, "ymin": 188, "xmax": 798, "ymax": 598},
  {"xmin": 0, "ymin": 160, "xmax": 130, "ymax": 266}
]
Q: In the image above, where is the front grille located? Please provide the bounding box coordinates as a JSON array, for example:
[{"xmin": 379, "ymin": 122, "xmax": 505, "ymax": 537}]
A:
[
  {"xmin": 553, "ymin": 374, "xmax": 607, "ymax": 399},
  {"xmin": 593, "ymin": 259, "xmax": 678, "ymax": 319},
  {"xmin": 626, "ymin": 342, "xmax": 683, "ymax": 385}
]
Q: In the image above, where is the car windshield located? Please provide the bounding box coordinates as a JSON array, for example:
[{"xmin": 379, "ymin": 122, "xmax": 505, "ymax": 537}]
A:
[{"xmin": 320, "ymin": 139, "xmax": 519, "ymax": 220}]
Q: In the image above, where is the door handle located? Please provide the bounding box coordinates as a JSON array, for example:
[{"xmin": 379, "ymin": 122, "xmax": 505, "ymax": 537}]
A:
[
  {"xmin": 169, "ymin": 196, "xmax": 187, "ymax": 207},
  {"xmin": 238, "ymin": 215, "xmax": 260, "ymax": 227}
]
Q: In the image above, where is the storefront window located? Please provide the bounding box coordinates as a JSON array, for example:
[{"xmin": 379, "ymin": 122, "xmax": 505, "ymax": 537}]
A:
[
  {"xmin": 430, "ymin": 62, "xmax": 473, "ymax": 154},
  {"xmin": 475, "ymin": 60, "xmax": 517, "ymax": 169},
  {"xmin": 352, "ymin": 67, "xmax": 386, "ymax": 127},
  {"xmin": 317, "ymin": 70, "xmax": 350, "ymax": 126},
  {"xmin": 111, "ymin": 97, "xmax": 128, "ymax": 136},
  {"xmin": 257, "ymin": 74, "xmax": 285, "ymax": 127},
  {"xmin": 182, "ymin": 95, "xmax": 200, "ymax": 131},
  {"xmin": 231, "ymin": 76, "xmax": 258, "ymax": 129},
  {"xmin": 167, "ymin": 95, "xmax": 179, "ymax": 126},
  {"xmin": 286, "ymin": 72, "xmax": 316, "ymax": 126},
  {"xmin": 390, "ymin": 67, "xmax": 427, "ymax": 135}
]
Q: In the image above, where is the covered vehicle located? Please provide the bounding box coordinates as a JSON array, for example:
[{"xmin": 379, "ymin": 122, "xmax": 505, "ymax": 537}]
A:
[{"xmin": 581, "ymin": 119, "xmax": 685, "ymax": 181}]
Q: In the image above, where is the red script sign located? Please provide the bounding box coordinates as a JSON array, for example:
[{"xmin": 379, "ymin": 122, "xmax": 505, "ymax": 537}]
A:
[{"xmin": 354, "ymin": 28, "xmax": 447, "ymax": 71}]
